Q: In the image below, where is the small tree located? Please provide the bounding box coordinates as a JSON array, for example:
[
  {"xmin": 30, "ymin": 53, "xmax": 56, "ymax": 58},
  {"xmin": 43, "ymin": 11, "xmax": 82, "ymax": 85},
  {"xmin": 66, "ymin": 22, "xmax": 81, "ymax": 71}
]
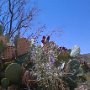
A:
[{"xmin": 0, "ymin": 0, "xmax": 38, "ymax": 40}]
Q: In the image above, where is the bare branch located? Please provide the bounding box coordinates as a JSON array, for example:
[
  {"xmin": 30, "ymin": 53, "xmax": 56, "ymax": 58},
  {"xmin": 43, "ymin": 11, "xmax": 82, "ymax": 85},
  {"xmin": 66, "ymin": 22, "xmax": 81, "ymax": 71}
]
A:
[
  {"xmin": 0, "ymin": 0, "xmax": 39, "ymax": 41},
  {"xmin": 8, "ymin": 0, "xmax": 14, "ymax": 36}
]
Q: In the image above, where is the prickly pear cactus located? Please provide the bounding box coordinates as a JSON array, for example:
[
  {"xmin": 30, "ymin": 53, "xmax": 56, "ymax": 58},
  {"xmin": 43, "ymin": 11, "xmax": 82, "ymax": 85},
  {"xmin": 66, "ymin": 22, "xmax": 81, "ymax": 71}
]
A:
[
  {"xmin": 69, "ymin": 59, "xmax": 80, "ymax": 74},
  {"xmin": 1, "ymin": 78, "xmax": 9, "ymax": 88},
  {"xmin": 5, "ymin": 63, "xmax": 22, "ymax": 84}
]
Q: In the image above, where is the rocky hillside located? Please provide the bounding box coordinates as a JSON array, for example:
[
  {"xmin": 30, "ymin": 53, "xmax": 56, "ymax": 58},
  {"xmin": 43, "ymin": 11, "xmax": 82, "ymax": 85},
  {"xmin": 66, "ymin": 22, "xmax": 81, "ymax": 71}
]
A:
[{"xmin": 77, "ymin": 53, "xmax": 90, "ymax": 63}]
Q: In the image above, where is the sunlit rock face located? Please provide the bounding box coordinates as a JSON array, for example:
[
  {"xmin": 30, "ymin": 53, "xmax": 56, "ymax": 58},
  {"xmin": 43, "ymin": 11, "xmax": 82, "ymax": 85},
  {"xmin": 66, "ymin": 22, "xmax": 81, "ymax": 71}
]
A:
[{"xmin": 70, "ymin": 45, "xmax": 80, "ymax": 57}]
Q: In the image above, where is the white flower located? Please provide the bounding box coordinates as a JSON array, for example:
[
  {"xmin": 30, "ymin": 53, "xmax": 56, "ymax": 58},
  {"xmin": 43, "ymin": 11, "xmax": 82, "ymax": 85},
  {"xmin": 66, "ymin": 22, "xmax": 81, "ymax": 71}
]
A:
[
  {"xmin": 31, "ymin": 38, "xmax": 35, "ymax": 45},
  {"xmin": 49, "ymin": 50, "xmax": 55, "ymax": 65},
  {"xmin": 46, "ymin": 63, "xmax": 51, "ymax": 70},
  {"xmin": 7, "ymin": 42, "xmax": 15, "ymax": 46},
  {"xmin": 61, "ymin": 62, "xmax": 65, "ymax": 70},
  {"xmin": 41, "ymin": 43, "xmax": 44, "ymax": 47},
  {"xmin": 41, "ymin": 63, "xmax": 45, "ymax": 68},
  {"xmin": 59, "ymin": 72, "xmax": 63, "ymax": 76},
  {"xmin": 54, "ymin": 73, "xmax": 58, "ymax": 77}
]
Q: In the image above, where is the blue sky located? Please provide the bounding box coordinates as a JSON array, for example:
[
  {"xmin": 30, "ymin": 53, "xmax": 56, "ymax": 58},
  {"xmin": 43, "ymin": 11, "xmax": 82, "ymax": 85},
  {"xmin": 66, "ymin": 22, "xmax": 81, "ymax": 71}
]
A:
[{"xmin": 34, "ymin": 0, "xmax": 90, "ymax": 54}]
